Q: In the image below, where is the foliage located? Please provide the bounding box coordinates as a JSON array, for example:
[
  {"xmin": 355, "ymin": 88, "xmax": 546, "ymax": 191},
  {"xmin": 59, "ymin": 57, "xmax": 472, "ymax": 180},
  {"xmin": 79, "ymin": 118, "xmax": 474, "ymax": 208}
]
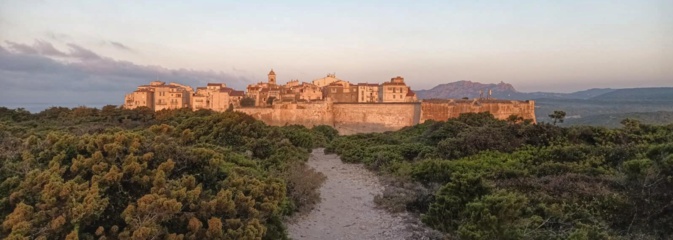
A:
[
  {"xmin": 0, "ymin": 106, "xmax": 337, "ymax": 239},
  {"xmin": 326, "ymin": 112, "xmax": 673, "ymax": 239},
  {"xmin": 549, "ymin": 110, "xmax": 567, "ymax": 125}
]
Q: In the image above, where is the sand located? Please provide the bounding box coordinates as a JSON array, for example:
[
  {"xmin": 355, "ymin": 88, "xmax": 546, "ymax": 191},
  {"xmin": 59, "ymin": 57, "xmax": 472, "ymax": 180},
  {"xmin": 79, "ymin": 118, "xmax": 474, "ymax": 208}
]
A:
[{"xmin": 286, "ymin": 149, "xmax": 441, "ymax": 240}]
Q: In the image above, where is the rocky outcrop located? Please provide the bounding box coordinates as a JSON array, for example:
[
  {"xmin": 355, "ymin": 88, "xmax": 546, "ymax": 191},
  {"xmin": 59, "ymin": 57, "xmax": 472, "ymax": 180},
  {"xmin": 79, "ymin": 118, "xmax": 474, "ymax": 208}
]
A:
[{"xmin": 415, "ymin": 80, "xmax": 518, "ymax": 99}]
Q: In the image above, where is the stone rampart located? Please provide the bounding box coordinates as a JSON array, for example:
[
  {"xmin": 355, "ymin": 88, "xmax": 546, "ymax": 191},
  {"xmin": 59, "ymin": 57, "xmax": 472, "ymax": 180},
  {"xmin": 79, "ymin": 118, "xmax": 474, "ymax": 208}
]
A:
[
  {"xmin": 420, "ymin": 99, "xmax": 536, "ymax": 123},
  {"xmin": 333, "ymin": 103, "xmax": 421, "ymax": 135},
  {"xmin": 236, "ymin": 99, "xmax": 536, "ymax": 135},
  {"xmin": 236, "ymin": 101, "xmax": 333, "ymax": 127}
]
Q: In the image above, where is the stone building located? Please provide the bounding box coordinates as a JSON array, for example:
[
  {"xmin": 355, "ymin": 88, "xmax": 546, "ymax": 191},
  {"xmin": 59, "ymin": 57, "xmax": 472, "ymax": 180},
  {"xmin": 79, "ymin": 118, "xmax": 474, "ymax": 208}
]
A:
[
  {"xmin": 191, "ymin": 83, "xmax": 244, "ymax": 111},
  {"xmin": 356, "ymin": 83, "xmax": 380, "ymax": 103},
  {"xmin": 124, "ymin": 89, "xmax": 154, "ymax": 109},
  {"xmin": 294, "ymin": 83, "xmax": 323, "ymax": 101},
  {"xmin": 123, "ymin": 70, "xmax": 419, "ymax": 112},
  {"xmin": 246, "ymin": 69, "xmax": 281, "ymax": 106},
  {"xmin": 312, "ymin": 73, "xmax": 341, "ymax": 88},
  {"xmin": 123, "ymin": 80, "xmax": 244, "ymax": 112},
  {"xmin": 380, "ymin": 76, "xmax": 411, "ymax": 103},
  {"xmin": 268, "ymin": 69, "xmax": 277, "ymax": 85},
  {"xmin": 286, "ymin": 79, "xmax": 300, "ymax": 88},
  {"xmin": 228, "ymin": 90, "xmax": 245, "ymax": 107},
  {"xmin": 324, "ymin": 80, "xmax": 358, "ymax": 103},
  {"xmin": 149, "ymin": 82, "xmax": 192, "ymax": 111}
]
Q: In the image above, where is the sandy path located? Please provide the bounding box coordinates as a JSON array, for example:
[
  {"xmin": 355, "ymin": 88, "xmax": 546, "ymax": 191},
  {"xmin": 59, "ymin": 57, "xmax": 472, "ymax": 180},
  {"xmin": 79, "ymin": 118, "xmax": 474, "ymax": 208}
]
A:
[{"xmin": 286, "ymin": 149, "xmax": 439, "ymax": 240}]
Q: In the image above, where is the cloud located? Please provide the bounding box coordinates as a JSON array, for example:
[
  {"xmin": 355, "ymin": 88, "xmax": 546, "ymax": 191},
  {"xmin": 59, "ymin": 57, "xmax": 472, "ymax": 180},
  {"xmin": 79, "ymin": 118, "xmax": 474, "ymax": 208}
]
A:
[
  {"xmin": 107, "ymin": 41, "xmax": 136, "ymax": 52},
  {"xmin": 5, "ymin": 41, "xmax": 38, "ymax": 54},
  {"xmin": 34, "ymin": 40, "xmax": 68, "ymax": 56},
  {"xmin": 66, "ymin": 43, "xmax": 101, "ymax": 60},
  {"xmin": 0, "ymin": 40, "xmax": 252, "ymax": 111}
]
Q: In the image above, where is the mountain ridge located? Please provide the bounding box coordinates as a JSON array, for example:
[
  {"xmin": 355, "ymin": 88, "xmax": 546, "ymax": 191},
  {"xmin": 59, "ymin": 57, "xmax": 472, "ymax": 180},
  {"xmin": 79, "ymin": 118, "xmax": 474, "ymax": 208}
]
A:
[{"xmin": 414, "ymin": 80, "xmax": 672, "ymax": 101}]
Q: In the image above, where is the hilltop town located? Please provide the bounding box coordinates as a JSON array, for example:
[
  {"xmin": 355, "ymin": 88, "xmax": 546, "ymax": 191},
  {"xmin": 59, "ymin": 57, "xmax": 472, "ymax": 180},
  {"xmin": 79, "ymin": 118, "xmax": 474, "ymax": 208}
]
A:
[
  {"xmin": 123, "ymin": 69, "xmax": 536, "ymax": 134},
  {"xmin": 124, "ymin": 69, "xmax": 417, "ymax": 111}
]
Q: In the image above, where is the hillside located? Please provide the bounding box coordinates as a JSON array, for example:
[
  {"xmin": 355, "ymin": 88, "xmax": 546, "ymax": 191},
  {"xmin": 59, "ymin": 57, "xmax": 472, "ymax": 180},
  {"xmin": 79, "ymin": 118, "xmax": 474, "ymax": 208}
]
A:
[
  {"xmin": 590, "ymin": 87, "xmax": 673, "ymax": 102},
  {"xmin": 563, "ymin": 111, "xmax": 673, "ymax": 127}
]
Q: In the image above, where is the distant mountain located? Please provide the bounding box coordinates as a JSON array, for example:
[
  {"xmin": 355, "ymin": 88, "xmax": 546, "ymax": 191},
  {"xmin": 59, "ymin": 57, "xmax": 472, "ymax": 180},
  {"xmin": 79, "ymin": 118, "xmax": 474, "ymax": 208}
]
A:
[
  {"xmin": 567, "ymin": 88, "xmax": 615, "ymax": 99},
  {"xmin": 414, "ymin": 81, "xmax": 673, "ymax": 101},
  {"xmin": 590, "ymin": 88, "xmax": 673, "ymax": 102},
  {"xmin": 415, "ymin": 80, "xmax": 599, "ymax": 100},
  {"xmin": 415, "ymin": 80, "xmax": 521, "ymax": 100}
]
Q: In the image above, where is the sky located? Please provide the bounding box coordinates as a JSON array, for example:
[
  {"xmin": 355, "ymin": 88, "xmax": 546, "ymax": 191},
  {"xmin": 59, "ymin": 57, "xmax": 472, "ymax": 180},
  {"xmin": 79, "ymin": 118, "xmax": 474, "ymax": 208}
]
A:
[{"xmin": 1, "ymin": 0, "xmax": 671, "ymax": 110}]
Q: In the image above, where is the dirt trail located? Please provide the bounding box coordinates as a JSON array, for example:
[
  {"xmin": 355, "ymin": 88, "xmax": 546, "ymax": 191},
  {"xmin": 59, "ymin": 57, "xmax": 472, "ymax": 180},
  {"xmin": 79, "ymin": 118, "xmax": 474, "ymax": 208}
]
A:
[{"xmin": 286, "ymin": 149, "xmax": 439, "ymax": 240}]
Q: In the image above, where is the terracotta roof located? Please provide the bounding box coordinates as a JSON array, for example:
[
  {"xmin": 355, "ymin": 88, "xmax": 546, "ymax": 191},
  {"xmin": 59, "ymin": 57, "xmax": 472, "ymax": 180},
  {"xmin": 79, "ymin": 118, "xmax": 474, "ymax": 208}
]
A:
[
  {"xmin": 406, "ymin": 89, "xmax": 416, "ymax": 97},
  {"xmin": 207, "ymin": 83, "xmax": 224, "ymax": 86},
  {"xmin": 220, "ymin": 87, "xmax": 232, "ymax": 92},
  {"xmin": 230, "ymin": 91, "xmax": 245, "ymax": 97},
  {"xmin": 382, "ymin": 82, "xmax": 406, "ymax": 86},
  {"xmin": 328, "ymin": 82, "xmax": 345, "ymax": 86},
  {"xmin": 357, "ymin": 83, "xmax": 379, "ymax": 86},
  {"xmin": 268, "ymin": 69, "xmax": 276, "ymax": 75}
]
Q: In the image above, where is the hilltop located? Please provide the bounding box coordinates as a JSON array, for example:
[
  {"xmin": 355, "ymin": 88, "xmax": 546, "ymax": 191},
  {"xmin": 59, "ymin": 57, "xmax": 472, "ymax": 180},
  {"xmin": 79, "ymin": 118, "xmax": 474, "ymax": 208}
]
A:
[{"xmin": 415, "ymin": 80, "xmax": 519, "ymax": 99}]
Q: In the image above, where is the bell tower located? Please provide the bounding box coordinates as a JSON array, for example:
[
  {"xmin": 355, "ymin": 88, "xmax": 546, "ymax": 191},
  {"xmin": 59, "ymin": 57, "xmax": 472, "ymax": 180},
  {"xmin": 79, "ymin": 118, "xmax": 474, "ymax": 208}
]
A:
[{"xmin": 268, "ymin": 69, "xmax": 276, "ymax": 85}]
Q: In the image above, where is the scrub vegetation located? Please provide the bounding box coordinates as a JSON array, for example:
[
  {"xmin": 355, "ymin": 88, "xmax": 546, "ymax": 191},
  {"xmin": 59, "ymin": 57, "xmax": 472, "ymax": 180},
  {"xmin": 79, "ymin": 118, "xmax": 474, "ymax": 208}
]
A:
[
  {"xmin": 327, "ymin": 112, "xmax": 673, "ymax": 239},
  {"xmin": 0, "ymin": 106, "xmax": 333, "ymax": 240}
]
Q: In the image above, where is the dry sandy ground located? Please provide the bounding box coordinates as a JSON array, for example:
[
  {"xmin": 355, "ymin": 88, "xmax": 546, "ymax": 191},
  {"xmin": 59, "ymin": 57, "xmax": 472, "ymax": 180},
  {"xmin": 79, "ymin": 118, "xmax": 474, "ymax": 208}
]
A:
[{"xmin": 286, "ymin": 149, "xmax": 441, "ymax": 240}]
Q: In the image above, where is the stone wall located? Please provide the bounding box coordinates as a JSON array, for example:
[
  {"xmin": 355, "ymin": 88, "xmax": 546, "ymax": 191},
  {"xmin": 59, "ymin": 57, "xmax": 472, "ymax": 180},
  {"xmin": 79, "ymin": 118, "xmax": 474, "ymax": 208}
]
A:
[
  {"xmin": 236, "ymin": 99, "xmax": 536, "ymax": 135},
  {"xmin": 420, "ymin": 99, "xmax": 536, "ymax": 123},
  {"xmin": 333, "ymin": 103, "xmax": 421, "ymax": 135},
  {"xmin": 236, "ymin": 101, "xmax": 333, "ymax": 127}
]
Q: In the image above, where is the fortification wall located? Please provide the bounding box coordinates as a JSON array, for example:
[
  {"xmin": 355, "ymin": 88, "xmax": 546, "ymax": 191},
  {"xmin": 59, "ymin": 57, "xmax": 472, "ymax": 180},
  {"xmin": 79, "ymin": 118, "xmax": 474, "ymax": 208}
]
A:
[
  {"xmin": 236, "ymin": 101, "xmax": 333, "ymax": 127},
  {"xmin": 420, "ymin": 99, "xmax": 536, "ymax": 123},
  {"xmin": 332, "ymin": 103, "xmax": 421, "ymax": 135},
  {"xmin": 237, "ymin": 99, "xmax": 535, "ymax": 135}
]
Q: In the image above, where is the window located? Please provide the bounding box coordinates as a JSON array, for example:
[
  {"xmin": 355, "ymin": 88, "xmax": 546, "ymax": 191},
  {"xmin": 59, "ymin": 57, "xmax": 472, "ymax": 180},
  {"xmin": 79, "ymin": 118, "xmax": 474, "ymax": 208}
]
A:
[{"xmin": 393, "ymin": 95, "xmax": 396, "ymax": 99}]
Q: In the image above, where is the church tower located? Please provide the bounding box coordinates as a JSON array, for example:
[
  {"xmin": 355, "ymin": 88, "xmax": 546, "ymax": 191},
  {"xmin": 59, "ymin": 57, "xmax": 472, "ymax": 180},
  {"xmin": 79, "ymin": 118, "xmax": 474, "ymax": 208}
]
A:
[{"xmin": 268, "ymin": 69, "xmax": 276, "ymax": 85}]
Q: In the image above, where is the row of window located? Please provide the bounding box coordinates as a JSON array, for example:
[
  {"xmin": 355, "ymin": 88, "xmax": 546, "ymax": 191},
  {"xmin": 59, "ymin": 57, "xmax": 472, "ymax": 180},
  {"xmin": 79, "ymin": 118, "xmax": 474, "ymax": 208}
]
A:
[
  {"xmin": 157, "ymin": 92, "xmax": 182, "ymax": 97},
  {"xmin": 391, "ymin": 87, "xmax": 405, "ymax": 93}
]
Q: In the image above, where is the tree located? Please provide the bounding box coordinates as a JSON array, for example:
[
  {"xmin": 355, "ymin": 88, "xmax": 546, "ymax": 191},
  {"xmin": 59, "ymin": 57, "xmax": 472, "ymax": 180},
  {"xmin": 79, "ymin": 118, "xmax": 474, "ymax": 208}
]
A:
[
  {"xmin": 226, "ymin": 103, "xmax": 234, "ymax": 112},
  {"xmin": 549, "ymin": 110, "xmax": 566, "ymax": 125},
  {"xmin": 240, "ymin": 97, "xmax": 255, "ymax": 107}
]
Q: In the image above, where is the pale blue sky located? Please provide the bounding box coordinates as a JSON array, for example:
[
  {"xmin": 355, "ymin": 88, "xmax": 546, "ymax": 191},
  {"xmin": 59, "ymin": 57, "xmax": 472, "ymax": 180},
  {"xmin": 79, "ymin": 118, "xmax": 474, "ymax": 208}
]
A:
[{"xmin": 0, "ymin": 0, "xmax": 671, "ymax": 106}]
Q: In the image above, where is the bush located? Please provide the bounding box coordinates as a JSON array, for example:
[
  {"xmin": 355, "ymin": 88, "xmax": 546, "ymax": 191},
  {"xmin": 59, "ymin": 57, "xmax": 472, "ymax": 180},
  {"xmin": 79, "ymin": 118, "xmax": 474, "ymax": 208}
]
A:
[{"xmin": 280, "ymin": 162, "xmax": 326, "ymax": 215}]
